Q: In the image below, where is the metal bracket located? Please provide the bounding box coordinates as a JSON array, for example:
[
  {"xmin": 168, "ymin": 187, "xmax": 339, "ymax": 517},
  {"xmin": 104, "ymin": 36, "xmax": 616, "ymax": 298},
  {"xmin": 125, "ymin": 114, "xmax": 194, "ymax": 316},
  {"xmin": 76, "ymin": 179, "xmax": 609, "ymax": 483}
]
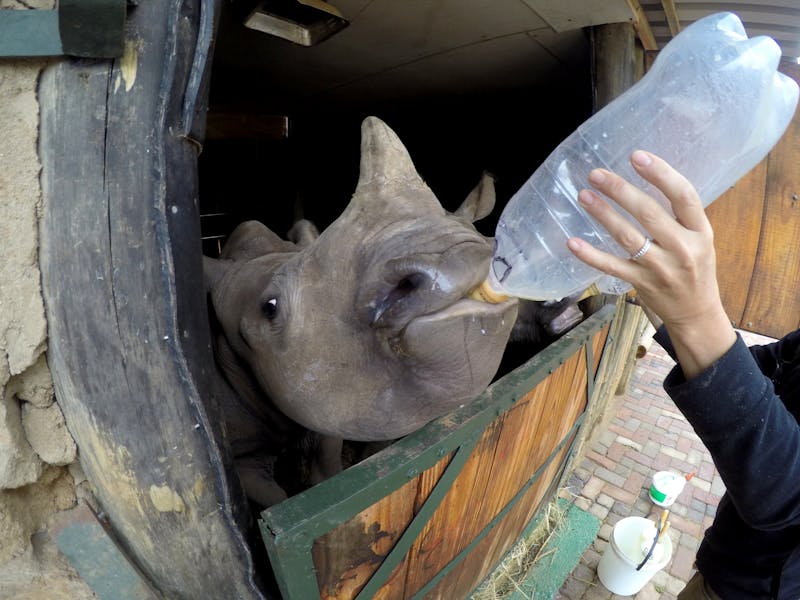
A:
[{"xmin": 0, "ymin": 0, "xmax": 126, "ymax": 58}]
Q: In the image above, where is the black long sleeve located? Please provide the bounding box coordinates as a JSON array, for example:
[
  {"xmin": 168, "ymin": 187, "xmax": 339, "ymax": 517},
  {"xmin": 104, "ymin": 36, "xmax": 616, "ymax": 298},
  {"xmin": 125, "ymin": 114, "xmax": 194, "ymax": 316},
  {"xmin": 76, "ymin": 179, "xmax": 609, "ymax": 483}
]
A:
[{"xmin": 653, "ymin": 326, "xmax": 800, "ymax": 598}]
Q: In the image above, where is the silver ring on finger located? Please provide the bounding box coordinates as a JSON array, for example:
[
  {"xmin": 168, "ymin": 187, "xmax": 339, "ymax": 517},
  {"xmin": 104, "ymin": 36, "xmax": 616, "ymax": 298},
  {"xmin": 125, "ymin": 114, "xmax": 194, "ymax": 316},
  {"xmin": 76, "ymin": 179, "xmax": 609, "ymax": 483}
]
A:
[{"xmin": 629, "ymin": 236, "xmax": 652, "ymax": 261}]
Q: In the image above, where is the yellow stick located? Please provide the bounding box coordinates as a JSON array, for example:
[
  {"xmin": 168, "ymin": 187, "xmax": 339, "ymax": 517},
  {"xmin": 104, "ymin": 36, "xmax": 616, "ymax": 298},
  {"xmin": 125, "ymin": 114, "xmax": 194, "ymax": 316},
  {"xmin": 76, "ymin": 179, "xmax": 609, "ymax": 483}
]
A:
[{"xmin": 658, "ymin": 521, "xmax": 671, "ymax": 543}]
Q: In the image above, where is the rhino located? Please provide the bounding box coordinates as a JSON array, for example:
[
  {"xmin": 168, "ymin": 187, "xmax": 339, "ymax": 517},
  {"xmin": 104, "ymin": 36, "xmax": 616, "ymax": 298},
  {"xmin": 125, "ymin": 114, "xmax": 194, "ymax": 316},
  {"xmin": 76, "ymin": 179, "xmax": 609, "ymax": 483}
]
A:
[{"xmin": 204, "ymin": 117, "xmax": 582, "ymax": 506}]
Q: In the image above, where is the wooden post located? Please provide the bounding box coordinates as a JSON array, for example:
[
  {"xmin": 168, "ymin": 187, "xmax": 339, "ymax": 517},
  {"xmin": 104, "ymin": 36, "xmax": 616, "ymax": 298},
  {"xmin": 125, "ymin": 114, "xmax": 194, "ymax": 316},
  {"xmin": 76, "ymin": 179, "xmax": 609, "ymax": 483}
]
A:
[
  {"xmin": 592, "ymin": 22, "xmax": 643, "ymax": 112},
  {"xmin": 39, "ymin": 1, "xmax": 264, "ymax": 598}
]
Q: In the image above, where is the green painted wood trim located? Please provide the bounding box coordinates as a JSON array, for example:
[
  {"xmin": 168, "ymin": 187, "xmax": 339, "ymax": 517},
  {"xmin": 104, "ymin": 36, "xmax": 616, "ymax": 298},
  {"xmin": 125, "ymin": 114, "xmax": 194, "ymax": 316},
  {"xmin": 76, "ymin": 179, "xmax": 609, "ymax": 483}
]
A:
[
  {"xmin": 354, "ymin": 432, "xmax": 482, "ymax": 599},
  {"xmin": 505, "ymin": 499, "xmax": 601, "ymax": 600},
  {"xmin": 0, "ymin": 0, "xmax": 125, "ymax": 58},
  {"xmin": 0, "ymin": 10, "xmax": 61, "ymax": 56},
  {"xmin": 259, "ymin": 524, "xmax": 318, "ymax": 599},
  {"xmin": 51, "ymin": 502, "xmax": 158, "ymax": 600}
]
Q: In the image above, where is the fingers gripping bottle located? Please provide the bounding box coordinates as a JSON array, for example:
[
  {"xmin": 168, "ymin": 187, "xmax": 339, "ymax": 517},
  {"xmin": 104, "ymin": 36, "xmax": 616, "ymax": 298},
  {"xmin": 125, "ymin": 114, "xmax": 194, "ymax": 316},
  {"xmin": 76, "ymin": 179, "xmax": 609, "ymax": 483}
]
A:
[{"xmin": 484, "ymin": 12, "xmax": 799, "ymax": 302}]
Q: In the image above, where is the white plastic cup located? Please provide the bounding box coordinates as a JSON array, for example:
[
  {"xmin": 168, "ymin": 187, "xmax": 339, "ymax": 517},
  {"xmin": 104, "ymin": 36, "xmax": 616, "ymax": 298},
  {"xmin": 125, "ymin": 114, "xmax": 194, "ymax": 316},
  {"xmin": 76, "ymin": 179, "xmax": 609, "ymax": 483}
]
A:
[
  {"xmin": 649, "ymin": 470, "xmax": 687, "ymax": 507},
  {"xmin": 597, "ymin": 516, "xmax": 673, "ymax": 595}
]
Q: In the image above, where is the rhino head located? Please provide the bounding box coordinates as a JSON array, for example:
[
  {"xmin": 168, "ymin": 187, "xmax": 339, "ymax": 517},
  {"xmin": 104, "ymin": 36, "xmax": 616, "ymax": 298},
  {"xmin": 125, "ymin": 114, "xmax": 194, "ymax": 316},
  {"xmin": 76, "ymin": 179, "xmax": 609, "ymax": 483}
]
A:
[{"xmin": 204, "ymin": 117, "xmax": 518, "ymax": 442}]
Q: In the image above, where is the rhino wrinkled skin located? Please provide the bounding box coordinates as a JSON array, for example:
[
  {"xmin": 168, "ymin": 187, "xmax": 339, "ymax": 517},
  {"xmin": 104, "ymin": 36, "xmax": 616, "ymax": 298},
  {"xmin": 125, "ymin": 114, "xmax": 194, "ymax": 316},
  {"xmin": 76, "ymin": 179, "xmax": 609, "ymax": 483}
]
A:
[{"xmin": 204, "ymin": 117, "xmax": 576, "ymax": 506}]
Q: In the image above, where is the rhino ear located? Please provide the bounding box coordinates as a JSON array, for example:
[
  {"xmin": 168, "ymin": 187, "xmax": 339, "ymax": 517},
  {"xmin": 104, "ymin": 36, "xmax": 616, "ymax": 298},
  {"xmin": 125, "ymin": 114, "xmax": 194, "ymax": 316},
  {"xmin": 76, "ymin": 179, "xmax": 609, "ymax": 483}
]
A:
[
  {"xmin": 203, "ymin": 256, "xmax": 231, "ymax": 294},
  {"xmin": 220, "ymin": 220, "xmax": 296, "ymax": 261},
  {"xmin": 454, "ymin": 171, "xmax": 496, "ymax": 223},
  {"xmin": 287, "ymin": 219, "xmax": 320, "ymax": 248}
]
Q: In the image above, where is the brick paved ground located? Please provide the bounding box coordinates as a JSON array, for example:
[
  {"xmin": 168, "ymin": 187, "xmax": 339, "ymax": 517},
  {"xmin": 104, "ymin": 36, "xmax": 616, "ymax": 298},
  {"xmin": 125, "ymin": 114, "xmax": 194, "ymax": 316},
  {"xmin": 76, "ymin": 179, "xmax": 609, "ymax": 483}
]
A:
[{"xmin": 554, "ymin": 329, "xmax": 775, "ymax": 599}]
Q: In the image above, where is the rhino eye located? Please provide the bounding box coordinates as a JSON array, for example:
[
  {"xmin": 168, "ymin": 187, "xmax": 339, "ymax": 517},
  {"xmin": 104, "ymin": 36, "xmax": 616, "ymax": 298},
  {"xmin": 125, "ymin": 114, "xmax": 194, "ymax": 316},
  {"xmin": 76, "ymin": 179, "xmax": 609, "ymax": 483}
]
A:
[{"xmin": 262, "ymin": 297, "xmax": 278, "ymax": 320}]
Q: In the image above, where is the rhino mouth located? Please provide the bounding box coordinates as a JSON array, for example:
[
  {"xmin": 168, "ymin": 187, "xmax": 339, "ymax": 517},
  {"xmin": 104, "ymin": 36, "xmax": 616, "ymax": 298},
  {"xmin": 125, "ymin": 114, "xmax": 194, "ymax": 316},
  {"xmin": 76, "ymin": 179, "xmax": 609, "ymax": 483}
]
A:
[
  {"xmin": 393, "ymin": 294, "xmax": 518, "ymax": 361},
  {"xmin": 403, "ymin": 295, "xmax": 517, "ymax": 338}
]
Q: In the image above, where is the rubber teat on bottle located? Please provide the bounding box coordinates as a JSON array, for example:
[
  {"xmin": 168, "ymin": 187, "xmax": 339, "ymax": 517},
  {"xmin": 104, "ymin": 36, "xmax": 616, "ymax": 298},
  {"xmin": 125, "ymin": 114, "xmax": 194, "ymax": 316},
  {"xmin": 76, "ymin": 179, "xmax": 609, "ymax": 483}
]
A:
[{"xmin": 469, "ymin": 279, "xmax": 510, "ymax": 304}]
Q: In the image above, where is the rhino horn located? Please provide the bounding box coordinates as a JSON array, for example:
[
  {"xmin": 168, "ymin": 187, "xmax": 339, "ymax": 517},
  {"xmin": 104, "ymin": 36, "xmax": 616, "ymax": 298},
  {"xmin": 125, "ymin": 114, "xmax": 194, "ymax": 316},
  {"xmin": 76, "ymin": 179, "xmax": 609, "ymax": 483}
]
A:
[
  {"xmin": 353, "ymin": 117, "xmax": 441, "ymax": 212},
  {"xmin": 357, "ymin": 117, "xmax": 420, "ymax": 187}
]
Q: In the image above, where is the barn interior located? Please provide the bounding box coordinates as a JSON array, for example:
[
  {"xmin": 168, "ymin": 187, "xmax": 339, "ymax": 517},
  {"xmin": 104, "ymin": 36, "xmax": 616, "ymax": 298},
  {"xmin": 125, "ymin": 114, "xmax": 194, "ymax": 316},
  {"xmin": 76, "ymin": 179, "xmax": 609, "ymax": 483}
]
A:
[
  {"xmin": 197, "ymin": 1, "xmax": 595, "ymax": 259},
  {"xmin": 197, "ymin": 1, "xmax": 800, "ymax": 362}
]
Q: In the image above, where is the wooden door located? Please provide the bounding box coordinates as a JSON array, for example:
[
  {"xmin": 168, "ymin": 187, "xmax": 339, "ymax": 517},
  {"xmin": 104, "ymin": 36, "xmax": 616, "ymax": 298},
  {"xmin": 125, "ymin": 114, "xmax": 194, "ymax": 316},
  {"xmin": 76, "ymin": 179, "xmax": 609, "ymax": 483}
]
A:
[{"xmin": 706, "ymin": 61, "xmax": 800, "ymax": 339}]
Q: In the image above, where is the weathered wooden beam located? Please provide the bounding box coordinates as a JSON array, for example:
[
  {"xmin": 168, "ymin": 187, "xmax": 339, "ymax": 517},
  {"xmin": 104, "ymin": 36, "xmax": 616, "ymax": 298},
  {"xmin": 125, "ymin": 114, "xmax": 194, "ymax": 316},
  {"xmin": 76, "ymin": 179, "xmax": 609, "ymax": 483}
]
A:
[
  {"xmin": 625, "ymin": 0, "xmax": 659, "ymax": 51},
  {"xmin": 661, "ymin": 0, "xmax": 682, "ymax": 37},
  {"xmin": 38, "ymin": 0, "xmax": 264, "ymax": 597}
]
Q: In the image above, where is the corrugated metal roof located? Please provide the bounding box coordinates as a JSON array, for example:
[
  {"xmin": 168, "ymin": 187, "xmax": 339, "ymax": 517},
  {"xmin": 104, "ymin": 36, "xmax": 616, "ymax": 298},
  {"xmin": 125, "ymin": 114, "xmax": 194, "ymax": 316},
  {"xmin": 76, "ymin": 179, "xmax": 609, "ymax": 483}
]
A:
[{"xmin": 639, "ymin": 1, "xmax": 800, "ymax": 58}]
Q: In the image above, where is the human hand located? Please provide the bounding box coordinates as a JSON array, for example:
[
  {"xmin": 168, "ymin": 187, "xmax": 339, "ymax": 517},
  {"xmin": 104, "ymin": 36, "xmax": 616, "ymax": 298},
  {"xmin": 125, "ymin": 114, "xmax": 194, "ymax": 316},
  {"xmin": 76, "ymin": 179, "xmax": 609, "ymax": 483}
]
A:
[{"xmin": 567, "ymin": 150, "xmax": 736, "ymax": 378}]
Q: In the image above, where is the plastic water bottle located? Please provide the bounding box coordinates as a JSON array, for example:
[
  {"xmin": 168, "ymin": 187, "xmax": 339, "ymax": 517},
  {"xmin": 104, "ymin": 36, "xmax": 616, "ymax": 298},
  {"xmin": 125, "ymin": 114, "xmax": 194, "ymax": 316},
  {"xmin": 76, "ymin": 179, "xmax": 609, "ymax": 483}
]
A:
[{"xmin": 484, "ymin": 12, "xmax": 799, "ymax": 302}]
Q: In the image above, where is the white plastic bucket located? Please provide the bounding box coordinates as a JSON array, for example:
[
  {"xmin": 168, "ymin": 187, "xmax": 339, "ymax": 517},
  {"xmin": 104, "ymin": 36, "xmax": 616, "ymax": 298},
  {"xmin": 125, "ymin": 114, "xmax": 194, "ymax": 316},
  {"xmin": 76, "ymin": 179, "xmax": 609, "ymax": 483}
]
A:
[
  {"xmin": 649, "ymin": 471, "xmax": 685, "ymax": 507},
  {"xmin": 597, "ymin": 516, "xmax": 673, "ymax": 595}
]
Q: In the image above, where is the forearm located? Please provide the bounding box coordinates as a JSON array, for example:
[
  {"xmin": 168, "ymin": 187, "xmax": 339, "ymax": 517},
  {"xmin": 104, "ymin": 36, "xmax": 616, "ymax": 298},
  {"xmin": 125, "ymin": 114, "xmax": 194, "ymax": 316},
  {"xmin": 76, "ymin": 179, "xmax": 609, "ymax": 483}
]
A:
[
  {"xmin": 663, "ymin": 306, "xmax": 738, "ymax": 380},
  {"xmin": 642, "ymin": 296, "xmax": 736, "ymax": 380}
]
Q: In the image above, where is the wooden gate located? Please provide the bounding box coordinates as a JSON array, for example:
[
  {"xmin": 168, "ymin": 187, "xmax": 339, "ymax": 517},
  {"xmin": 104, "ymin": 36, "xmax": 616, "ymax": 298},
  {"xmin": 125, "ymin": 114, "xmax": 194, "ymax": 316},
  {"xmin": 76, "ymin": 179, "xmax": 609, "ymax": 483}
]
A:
[{"xmin": 260, "ymin": 305, "xmax": 615, "ymax": 599}]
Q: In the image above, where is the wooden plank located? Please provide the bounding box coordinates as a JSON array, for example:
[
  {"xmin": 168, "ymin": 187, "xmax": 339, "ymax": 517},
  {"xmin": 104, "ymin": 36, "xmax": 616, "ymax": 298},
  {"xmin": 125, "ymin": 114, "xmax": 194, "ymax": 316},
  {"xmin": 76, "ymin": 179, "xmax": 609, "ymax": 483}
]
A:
[
  {"xmin": 706, "ymin": 163, "xmax": 767, "ymax": 328},
  {"xmin": 312, "ymin": 472, "xmax": 422, "ymax": 599},
  {"xmin": 401, "ymin": 419, "xmax": 505, "ymax": 595},
  {"xmin": 442, "ymin": 352, "xmax": 590, "ymax": 598},
  {"xmin": 740, "ymin": 62, "xmax": 800, "ymax": 337},
  {"xmin": 426, "ymin": 347, "xmax": 589, "ymax": 598},
  {"xmin": 395, "ymin": 357, "xmax": 579, "ymax": 598},
  {"xmin": 625, "ymin": 0, "xmax": 659, "ymax": 51},
  {"xmin": 660, "ymin": 0, "xmax": 681, "ymax": 36}
]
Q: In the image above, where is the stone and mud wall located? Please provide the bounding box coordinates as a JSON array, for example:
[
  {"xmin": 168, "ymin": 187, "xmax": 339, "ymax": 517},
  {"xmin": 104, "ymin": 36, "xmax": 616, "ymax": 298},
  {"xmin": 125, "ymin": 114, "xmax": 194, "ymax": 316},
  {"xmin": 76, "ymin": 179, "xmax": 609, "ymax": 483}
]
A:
[{"xmin": 0, "ymin": 3, "xmax": 94, "ymax": 596}]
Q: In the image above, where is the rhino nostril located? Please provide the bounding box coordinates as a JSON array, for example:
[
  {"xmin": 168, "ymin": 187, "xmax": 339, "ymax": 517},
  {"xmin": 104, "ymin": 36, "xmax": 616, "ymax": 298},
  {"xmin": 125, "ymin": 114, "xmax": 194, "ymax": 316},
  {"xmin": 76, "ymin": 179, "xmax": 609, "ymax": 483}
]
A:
[
  {"xmin": 396, "ymin": 274, "xmax": 422, "ymax": 294},
  {"xmin": 390, "ymin": 272, "xmax": 428, "ymax": 301},
  {"xmin": 372, "ymin": 272, "xmax": 429, "ymax": 326}
]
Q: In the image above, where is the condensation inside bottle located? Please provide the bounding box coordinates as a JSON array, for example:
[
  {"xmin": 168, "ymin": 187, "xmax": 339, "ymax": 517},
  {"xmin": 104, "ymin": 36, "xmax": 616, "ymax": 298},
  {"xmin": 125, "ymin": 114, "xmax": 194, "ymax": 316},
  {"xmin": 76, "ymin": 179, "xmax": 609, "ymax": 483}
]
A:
[{"xmin": 490, "ymin": 133, "xmax": 636, "ymax": 300}]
